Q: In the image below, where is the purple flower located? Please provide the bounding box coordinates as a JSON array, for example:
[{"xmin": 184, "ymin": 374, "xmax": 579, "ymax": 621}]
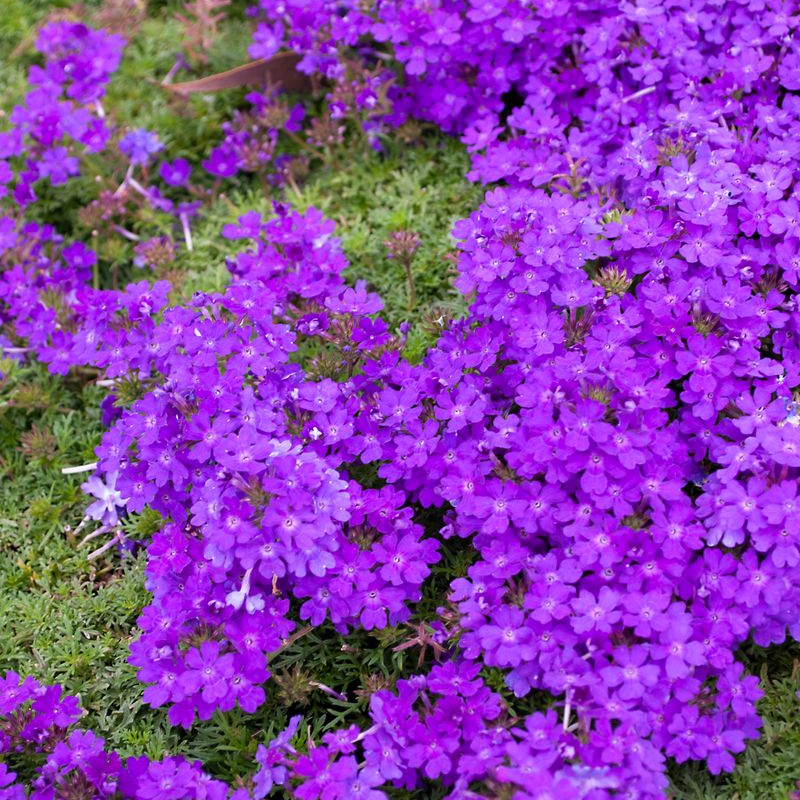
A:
[
  {"xmin": 179, "ymin": 641, "xmax": 235, "ymax": 704},
  {"xmin": 119, "ymin": 128, "xmax": 164, "ymax": 165},
  {"xmin": 600, "ymin": 647, "xmax": 659, "ymax": 700},
  {"xmin": 571, "ymin": 587, "xmax": 621, "ymax": 634},
  {"xmin": 202, "ymin": 145, "xmax": 238, "ymax": 177},
  {"xmin": 477, "ymin": 605, "xmax": 534, "ymax": 667},
  {"xmin": 253, "ymin": 715, "xmax": 301, "ymax": 798},
  {"xmin": 158, "ymin": 158, "xmax": 192, "ymax": 186},
  {"xmin": 654, "ymin": 627, "xmax": 706, "ymax": 680},
  {"xmin": 37, "ymin": 146, "xmax": 79, "ymax": 185},
  {"xmin": 81, "ymin": 471, "xmax": 128, "ymax": 526}
]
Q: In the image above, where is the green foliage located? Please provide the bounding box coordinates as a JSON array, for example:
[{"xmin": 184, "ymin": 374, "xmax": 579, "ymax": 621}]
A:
[
  {"xmin": 287, "ymin": 134, "xmax": 482, "ymax": 329},
  {"xmin": 0, "ymin": 361, "xmax": 150, "ymax": 747}
]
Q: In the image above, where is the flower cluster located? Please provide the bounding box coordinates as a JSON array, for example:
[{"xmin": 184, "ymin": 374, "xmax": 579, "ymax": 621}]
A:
[
  {"xmin": 32, "ymin": 21, "xmax": 124, "ymax": 105},
  {"xmin": 110, "ymin": 206, "xmax": 440, "ymax": 728},
  {"xmin": 3, "ymin": 0, "xmax": 800, "ymax": 798},
  {"xmin": 0, "ymin": 21, "xmax": 121, "ymax": 205},
  {"xmin": 0, "ymin": 672, "xmax": 243, "ymax": 800}
]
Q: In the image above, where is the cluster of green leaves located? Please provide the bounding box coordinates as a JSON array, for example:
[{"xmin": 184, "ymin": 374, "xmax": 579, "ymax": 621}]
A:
[
  {"xmin": 1, "ymin": 1, "xmax": 799, "ymax": 798},
  {"xmin": 0, "ymin": 359, "xmax": 157, "ymax": 753}
]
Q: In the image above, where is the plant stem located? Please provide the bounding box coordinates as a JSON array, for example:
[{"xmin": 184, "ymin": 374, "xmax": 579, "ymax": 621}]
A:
[{"xmin": 404, "ymin": 258, "xmax": 417, "ymax": 309}]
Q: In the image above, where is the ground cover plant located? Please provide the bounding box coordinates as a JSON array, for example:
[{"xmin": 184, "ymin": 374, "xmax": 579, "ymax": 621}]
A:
[{"xmin": 2, "ymin": 0, "xmax": 800, "ymax": 798}]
